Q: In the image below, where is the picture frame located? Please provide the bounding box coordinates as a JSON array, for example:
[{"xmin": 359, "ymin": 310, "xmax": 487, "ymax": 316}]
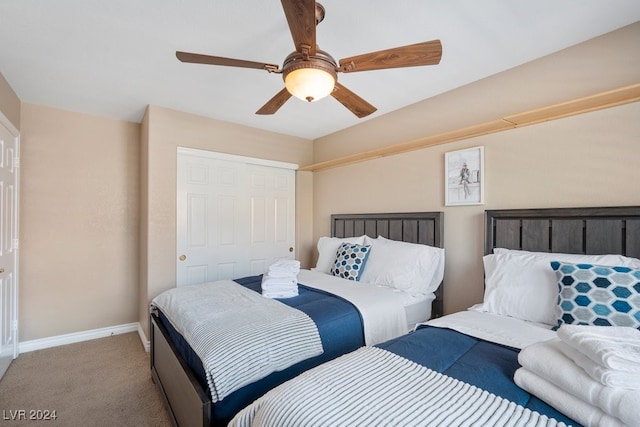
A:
[{"xmin": 445, "ymin": 146, "xmax": 484, "ymax": 206}]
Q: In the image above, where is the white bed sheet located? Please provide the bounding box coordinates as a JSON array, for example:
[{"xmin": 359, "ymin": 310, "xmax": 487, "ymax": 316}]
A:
[
  {"xmin": 403, "ymin": 293, "xmax": 434, "ymax": 329},
  {"xmin": 424, "ymin": 309, "xmax": 556, "ymax": 349},
  {"xmin": 297, "ymin": 269, "xmax": 409, "ymax": 345}
]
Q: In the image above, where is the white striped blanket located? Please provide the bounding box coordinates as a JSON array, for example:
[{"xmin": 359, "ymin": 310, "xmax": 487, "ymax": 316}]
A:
[
  {"xmin": 230, "ymin": 346, "xmax": 568, "ymax": 427},
  {"xmin": 150, "ymin": 280, "xmax": 323, "ymax": 403}
]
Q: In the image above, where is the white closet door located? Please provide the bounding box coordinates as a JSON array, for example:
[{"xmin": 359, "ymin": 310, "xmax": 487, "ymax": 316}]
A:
[
  {"xmin": 246, "ymin": 163, "xmax": 296, "ymax": 275},
  {"xmin": 177, "ymin": 149, "xmax": 296, "ymax": 286},
  {"xmin": 0, "ymin": 117, "xmax": 19, "ymax": 380}
]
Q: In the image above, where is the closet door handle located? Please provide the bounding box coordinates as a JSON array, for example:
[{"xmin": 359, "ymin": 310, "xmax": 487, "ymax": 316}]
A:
[{"xmin": 179, "ymin": 255, "xmax": 186, "ymax": 261}]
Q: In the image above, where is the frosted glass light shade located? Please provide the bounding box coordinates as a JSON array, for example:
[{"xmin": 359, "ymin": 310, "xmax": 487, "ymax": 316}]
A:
[{"xmin": 284, "ymin": 67, "xmax": 335, "ymax": 102}]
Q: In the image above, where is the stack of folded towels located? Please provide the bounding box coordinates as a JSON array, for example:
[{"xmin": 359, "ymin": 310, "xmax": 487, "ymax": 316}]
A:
[
  {"xmin": 514, "ymin": 324, "xmax": 640, "ymax": 427},
  {"xmin": 261, "ymin": 259, "xmax": 301, "ymax": 298}
]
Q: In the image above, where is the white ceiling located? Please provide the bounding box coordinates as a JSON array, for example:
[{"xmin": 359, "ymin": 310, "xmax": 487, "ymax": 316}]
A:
[{"xmin": 1, "ymin": 1, "xmax": 639, "ymax": 140}]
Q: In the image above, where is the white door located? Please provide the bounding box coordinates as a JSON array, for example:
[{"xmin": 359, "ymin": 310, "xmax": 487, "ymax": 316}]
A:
[
  {"xmin": 0, "ymin": 116, "xmax": 19, "ymax": 380},
  {"xmin": 177, "ymin": 148, "xmax": 296, "ymax": 286},
  {"xmin": 246, "ymin": 163, "xmax": 296, "ymax": 273}
]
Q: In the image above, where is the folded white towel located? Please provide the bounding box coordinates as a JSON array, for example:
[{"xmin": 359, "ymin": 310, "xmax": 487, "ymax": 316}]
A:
[
  {"xmin": 261, "ymin": 271, "xmax": 298, "ymax": 298},
  {"xmin": 261, "ymin": 276, "xmax": 298, "ymax": 288},
  {"xmin": 269, "ymin": 258, "xmax": 300, "ymax": 270},
  {"xmin": 514, "ymin": 368, "xmax": 626, "ymax": 427},
  {"xmin": 262, "ymin": 286, "xmax": 298, "ymax": 296},
  {"xmin": 267, "ymin": 268, "xmax": 300, "ymax": 278},
  {"xmin": 262, "ymin": 289, "xmax": 298, "ymax": 299},
  {"xmin": 266, "ymin": 259, "xmax": 301, "ymax": 277},
  {"xmin": 557, "ymin": 325, "xmax": 640, "ymax": 372},
  {"xmin": 518, "ymin": 338, "xmax": 640, "ymax": 426},
  {"xmin": 262, "ymin": 288, "xmax": 297, "ymax": 296},
  {"xmin": 557, "ymin": 340, "xmax": 640, "ymax": 390}
]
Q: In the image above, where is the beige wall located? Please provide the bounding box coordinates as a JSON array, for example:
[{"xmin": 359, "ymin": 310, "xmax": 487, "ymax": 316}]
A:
[
  {"xmin": 20, "ymin": 104, "xmax": 140, "ymax": 340},
  {"xmin": 312, "ymin": 23, "xmax": 640, "ymax": 315},
  {"xmin": 314, "ymin": 103, "xmax": 640, "ymax": 314},
  {"xmin": 139, "ymin": 106, "xmax": 314, "ymax": 337},
  {"xmin": 295, "ymin": 170, "xmax": 314, "ymax": 268},
  {"xmin": 0, "ymin": 71, "xmax": 20, "ymax": 130}
]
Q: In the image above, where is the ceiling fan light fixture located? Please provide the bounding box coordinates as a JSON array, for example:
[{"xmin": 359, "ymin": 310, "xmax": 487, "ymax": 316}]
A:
[
  {"xmin": 283, "ymin": 50, "xmax": 337, "ymax": 103},
  {"xmin": 284, "ymin": 67, "xmax": 335, "ymax": 102}
]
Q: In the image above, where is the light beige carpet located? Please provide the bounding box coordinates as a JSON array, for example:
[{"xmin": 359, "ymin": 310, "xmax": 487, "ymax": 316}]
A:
[{"xmin": 0, "ymin": 332, "xmax": 172, "ymax": 426}]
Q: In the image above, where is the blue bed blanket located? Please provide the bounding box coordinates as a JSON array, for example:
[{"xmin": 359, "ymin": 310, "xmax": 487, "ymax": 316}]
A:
[
  {"xmin": 377, "ymin": 325, "xmax": 581, "ymax": 426},
  {"xmin": 156, "ymin": 274, "xmax": 364, "ymax": 425}
]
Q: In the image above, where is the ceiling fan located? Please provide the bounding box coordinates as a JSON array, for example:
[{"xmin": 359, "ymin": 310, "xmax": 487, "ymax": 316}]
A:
[{"xmin": 176, "ymin": 0, "xmax": 442, "ymax": 118}]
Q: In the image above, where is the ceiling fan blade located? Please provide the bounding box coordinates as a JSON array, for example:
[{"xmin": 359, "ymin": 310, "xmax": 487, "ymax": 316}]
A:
[
  {"xmin": 338, "ymin": 40, "xmax": 442, "ymax": 73},
  {"xmin": 256, "ymin": 88, "xmax": 292, "ymax": 115},
  {"xmin": 176, "ymin": 51, "xmax": 278, "ymax": 71},
  {"xmin": 280, "ymin": 0, "xmax": 317, "ymax": 55},
  {"xmin": 331, "ymin": 82, "xmax": 377, "ymax": 118}
]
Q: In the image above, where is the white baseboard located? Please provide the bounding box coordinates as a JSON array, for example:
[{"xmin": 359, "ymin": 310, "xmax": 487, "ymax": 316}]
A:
[
  {"xmin": 138, "ymin": 323, "xmax": 150, "ymax": 352},
  {"xmin": 19, "ymin": 322, "xmax": 141, "ymax": 353}
]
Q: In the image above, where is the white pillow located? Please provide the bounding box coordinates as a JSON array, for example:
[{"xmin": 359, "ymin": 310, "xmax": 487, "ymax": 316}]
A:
[
  {"xmin": 359, "ymin": 235, "xmax": 444, "ymax": 296},
  {"xmin": 313, "ymin": 236, "xmax": 366, "ymax": 274},
  {"xmin": 477, "ymin": 249, "xmax": 640, "ymax": 325}
]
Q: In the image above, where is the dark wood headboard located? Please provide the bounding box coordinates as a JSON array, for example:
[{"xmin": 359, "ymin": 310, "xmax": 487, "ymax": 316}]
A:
[
  {"xmin": 331, "ymin": 212, "xmax": 444, "ymax": 318},
  {"xmin": 485, "ymin": 206, "xmax": 640, "ymax": 258}
]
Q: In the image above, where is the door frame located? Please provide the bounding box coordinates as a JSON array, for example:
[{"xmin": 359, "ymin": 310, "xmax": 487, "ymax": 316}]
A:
[
  {"xmin": 0, "ymin": 111, "xmax": 20, "ymax": 366},
  {"xmin": 177, "ymin": 147, "xmax": 298, "ymax": 170}
]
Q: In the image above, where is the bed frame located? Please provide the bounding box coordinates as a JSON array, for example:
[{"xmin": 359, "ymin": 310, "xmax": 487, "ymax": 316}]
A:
[
  {"xmin": 331, "ymin": 211, "xmax": 444, "ymax": 318},
  {"xmin": 485, "ymin": 206, "xmax": 640, "ymax": 257},
  {"xmin": 151, "ymin": 211, "xmax": 444, "ymax": 427}
]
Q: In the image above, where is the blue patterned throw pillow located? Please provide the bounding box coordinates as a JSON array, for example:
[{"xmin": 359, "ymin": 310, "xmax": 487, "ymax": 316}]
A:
[
  {"xmin": 551, "ymin": 261, "xmax": 640, "ymax": 329},
  {"xmin": 331, "ymin": 243, "xmax": 371, "ymax": 281}
]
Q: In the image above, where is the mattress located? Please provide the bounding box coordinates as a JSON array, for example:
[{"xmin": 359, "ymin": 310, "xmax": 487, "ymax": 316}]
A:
[
  {"xmin": 155, "ymin": 274, "xmax": 364, "ymax": 424},
  {"xmin": 399, "ymin": 291, "xmax": 435, "ymax": 329}
]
